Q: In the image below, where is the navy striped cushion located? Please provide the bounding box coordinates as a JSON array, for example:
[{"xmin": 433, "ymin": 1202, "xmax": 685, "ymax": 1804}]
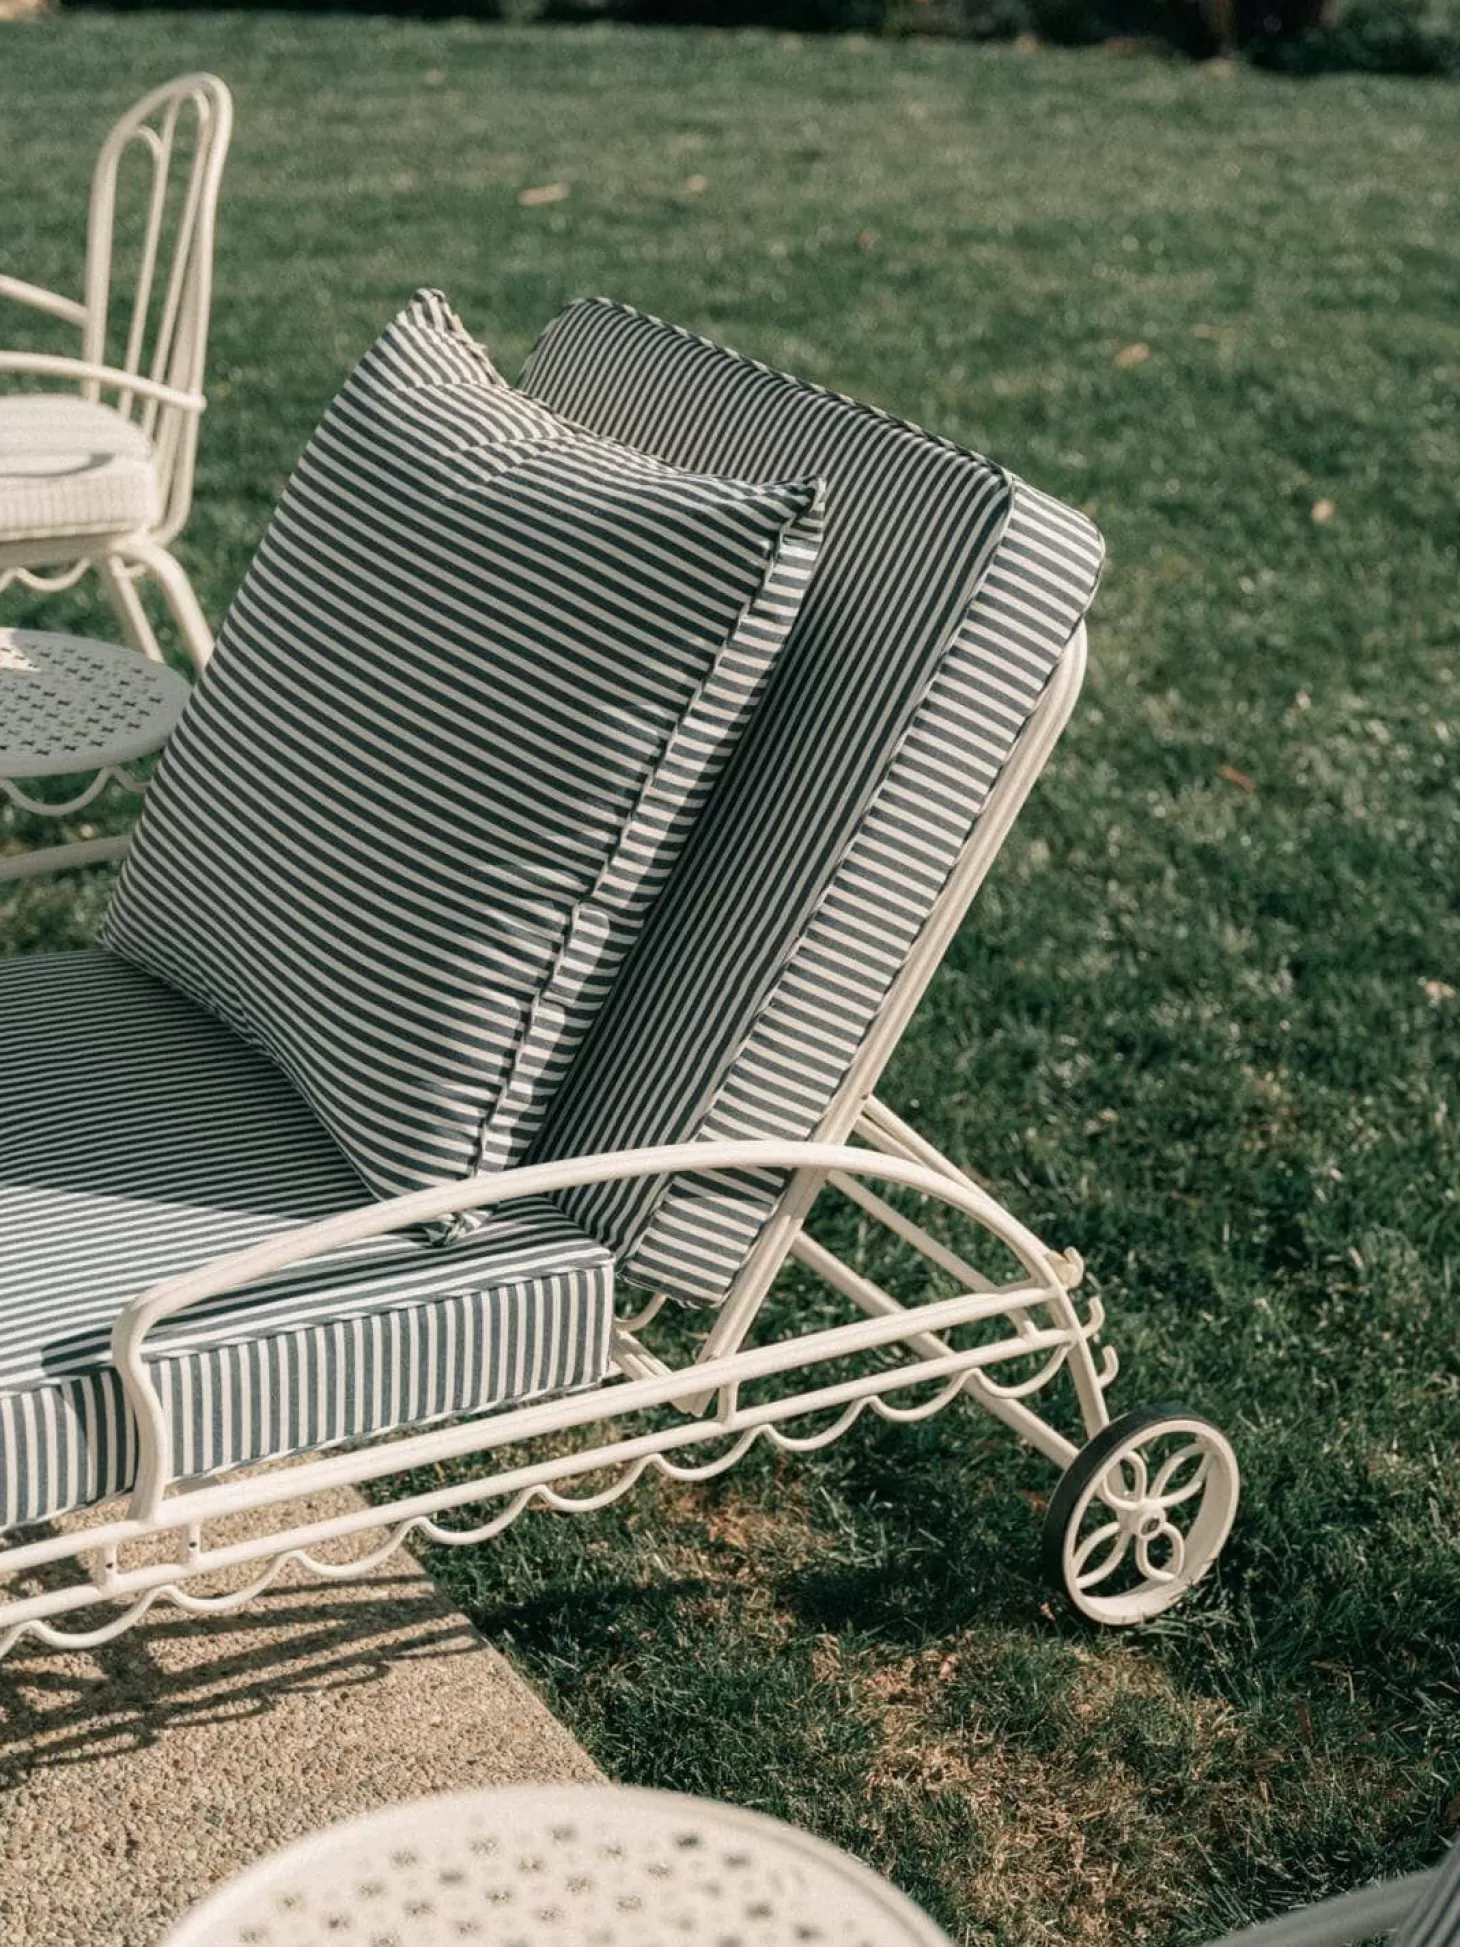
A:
[
  {"xmin": 103, "ymin": 291, "xmax": 825, "ymax": 1208},
  {"xmin": 520, "ymin": 300, "xmax": 1104, "ymax": 1302},
  {"xmin": 0, "ymin": 952, "xmax": 614, "ymax": 1530}
]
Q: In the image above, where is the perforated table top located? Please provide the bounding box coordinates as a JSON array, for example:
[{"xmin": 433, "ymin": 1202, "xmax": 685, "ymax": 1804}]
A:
[
  {"xmin": 159, "ymin": 1784, "xmax": 954, "ymax": 1947},
  {"xmin": 0, "ymin": 626, "xmax": 190, "ymax": 780}
]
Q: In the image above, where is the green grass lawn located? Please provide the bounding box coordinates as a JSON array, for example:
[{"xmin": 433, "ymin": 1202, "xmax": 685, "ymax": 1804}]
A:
[{"xmin": 2, "ymin": 16, "xmax": 1458, "ymax": 1944}]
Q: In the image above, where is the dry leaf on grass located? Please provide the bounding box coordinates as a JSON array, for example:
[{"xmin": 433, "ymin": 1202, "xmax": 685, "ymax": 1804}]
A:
[
  {"xmin": 1218, "ymin": 764, "xmax": 1256, "ymax": 793},
  {"xmin": 857, "ymin": 228, "xmax": 879, "ymax": 252},
  {"xmin": 1113, "ymin": 341, "xmax": 1151, "ymax": 369},
  {"xmin": 519, "ymin": 182, "xmax": 570, "ymax": 208}
]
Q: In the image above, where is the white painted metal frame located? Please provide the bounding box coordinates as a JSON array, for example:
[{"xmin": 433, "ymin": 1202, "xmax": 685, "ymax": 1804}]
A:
[
  {"xmin": 0, "ymin": 623, "xmax": 1239, "ymax": 1655},
  {"xmin": 0, "ymin": 73, "xmax": 232, "ymax": 680},
  {"xmin": 160, "ymin": 1785, "xmax": 958, "ymax": 1946}
]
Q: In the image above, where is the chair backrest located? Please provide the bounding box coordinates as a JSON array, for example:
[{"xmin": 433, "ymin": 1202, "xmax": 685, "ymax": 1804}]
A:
[
  {"xmin": 520, "ymin": 300, "xmax": 1104, "ymax": 1304},
  {"xmin": 82, "ymin": 73, "xmax": 233, "ymax": 541}
]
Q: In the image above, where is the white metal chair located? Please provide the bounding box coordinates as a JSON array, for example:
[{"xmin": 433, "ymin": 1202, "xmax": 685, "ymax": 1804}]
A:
[{"xmin": 0, "ymin": 72, "xmax": 232, "ymax": 674}]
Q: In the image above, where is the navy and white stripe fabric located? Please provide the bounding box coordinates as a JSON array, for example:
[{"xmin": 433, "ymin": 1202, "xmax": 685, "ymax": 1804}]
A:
[
  {"xmin": 104, "ymin": 290, "xmax": 825, "ymax": 1211},
  {"xmin": 520, "ymin": 300, "xmax": 1105, "ymax": 1302},
  {"xmin": 0, "ymin": 952, "xmax": 614, "ymax": 1530}
]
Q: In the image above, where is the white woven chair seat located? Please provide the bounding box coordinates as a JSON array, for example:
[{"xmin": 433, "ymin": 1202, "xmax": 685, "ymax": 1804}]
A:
[
  {"xmin": 0, "ymin": 951, "xmax": 615, "ymax": 1530},
  {"xmin": 0, "ymin": 392, "xmax": 161, "ymax": 541}
]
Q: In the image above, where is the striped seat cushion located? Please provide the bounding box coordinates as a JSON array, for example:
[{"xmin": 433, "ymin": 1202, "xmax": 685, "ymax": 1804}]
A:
[
  {"xmin": 0, "ymin": 951, "xmax": 614, "ymax": 1531},
  {"xmin": 520, "ymin": 300, "xmax": 1105, "ymax": 1303},
  {"xmin": 103, "ymin": 290, "xmax": 825, "ymax": 1210}
]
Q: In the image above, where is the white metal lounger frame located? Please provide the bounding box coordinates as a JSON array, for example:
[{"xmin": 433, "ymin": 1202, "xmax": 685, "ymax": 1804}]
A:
[{"xmin": 0, "ymin": 622, "xmax": 1240, "ymax": 1657}]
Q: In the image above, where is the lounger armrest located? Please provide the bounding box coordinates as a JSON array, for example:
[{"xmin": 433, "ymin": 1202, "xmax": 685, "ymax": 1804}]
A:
[
  {"xmin": 0, "ymin": 350, "xmax": 205, "ymax": 413},
  {"xmin": 112, "ymin": 1138, "xmax": 1039, "ymax": 1516},
  {"xmin": 0, "ymin": 276, "xmax": 89, "ymax": 330}
]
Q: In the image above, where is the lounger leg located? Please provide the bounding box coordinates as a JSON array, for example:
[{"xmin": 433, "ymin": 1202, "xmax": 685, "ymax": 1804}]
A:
[{"xmin": 679, "ymin": 1095, "xmax": 1238, "ymax": 1625}]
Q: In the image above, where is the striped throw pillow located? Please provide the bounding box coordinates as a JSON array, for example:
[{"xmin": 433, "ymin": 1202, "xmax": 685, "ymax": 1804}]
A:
[{"xmin": 103, "ymin": 290, "xmax": 825, "ymax": 1211}]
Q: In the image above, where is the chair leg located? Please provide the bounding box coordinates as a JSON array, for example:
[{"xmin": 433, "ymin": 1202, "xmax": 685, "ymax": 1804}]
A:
[
  {"xmin": 126, "ymin": 540, "xmax": 215, "ymax": 675},
  {"xmin": 97, "ymin": 556, "xmax": 166, "ymax": 664}
]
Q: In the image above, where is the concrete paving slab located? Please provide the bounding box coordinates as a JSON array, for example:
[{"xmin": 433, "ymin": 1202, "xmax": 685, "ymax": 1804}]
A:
[{"xmin": 0, "ymin": 1486, "xmax": 601, "ymax": 1947}]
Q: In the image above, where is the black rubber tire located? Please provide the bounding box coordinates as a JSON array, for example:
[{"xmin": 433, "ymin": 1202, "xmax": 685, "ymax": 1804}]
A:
[{"xmin": 1040, "ymin": 1402, "xmax": 1210, "ymax": 1603}]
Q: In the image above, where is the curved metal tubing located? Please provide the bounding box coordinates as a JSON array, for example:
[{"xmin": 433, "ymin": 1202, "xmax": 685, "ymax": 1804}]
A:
[
  {"xmin": 1, "ymin": 1316, "xmax": 1063, "ymax": 1631},
  {"xmin": 0, "ymin": 351, "xmax": 205, "ymax": 415},
  {"xmin": 0, "ymin": 558, "xmax": 94, "ymax": 597},
  {"xmin": 1, "ymin": 765, "xmax": 146, "ymax": 818},
  {"xmin": 0, "ymin": 275, "xmax": 90, "ymax": 328},
  {"xmin": 0, "ymin": 834, "xmax": 131, "ymax": 884},
  {"xmin": 122, "ymin": 537, "xmax": 216, "ymax": 672},
  {"xmin": 1, "ymin": 1316, "xmax": 1074, "ymax": 1651},
  {"xmin": 0, "ymin": 1374, "xmax": 999, "ymax": 1655},
  {"xmin": 6, "ymin": 1300, "xmax": 1065, "ymax": 1604},
  {"xmin": 109, "ymin": 1137, "xmax": 1079, "ymax": 1521},
  {"xmin": 82, "ymin": 72, "xmax": 232, "ymax": 537}
]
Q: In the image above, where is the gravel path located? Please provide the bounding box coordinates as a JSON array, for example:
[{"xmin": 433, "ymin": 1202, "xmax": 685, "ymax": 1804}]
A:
[{"xmin": 0, "ymin": 1487, "xmax": 600, "ymax": 1947}]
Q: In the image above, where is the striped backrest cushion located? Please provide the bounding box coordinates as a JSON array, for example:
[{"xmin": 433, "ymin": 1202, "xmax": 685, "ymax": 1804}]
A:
[
  {"xmin": 520, "ymin": 299, "xmax": 1104, "ymax": 1302},
  {"xmin": 104, "ymin": 291, "xmax": 825, "ymax": 1210}
]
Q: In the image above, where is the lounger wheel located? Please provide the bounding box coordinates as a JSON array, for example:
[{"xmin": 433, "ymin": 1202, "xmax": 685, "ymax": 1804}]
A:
[{"xmin": 1042, "ymin": 1405, "xmax": 1239, "ymax": 1626}]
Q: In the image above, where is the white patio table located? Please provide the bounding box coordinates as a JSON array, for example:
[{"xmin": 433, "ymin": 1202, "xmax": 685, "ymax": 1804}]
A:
[
  {"xmin": 0, "ymin": 625, "xmax": 190, "ymax": 881},
  {"xmin": 158, "ymin": 1782, "xmax": 955, "ymax": 1946}
]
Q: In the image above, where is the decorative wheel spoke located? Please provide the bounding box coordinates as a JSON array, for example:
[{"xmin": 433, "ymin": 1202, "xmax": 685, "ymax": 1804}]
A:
[
  {"xmin": 1071, "ymin": 1520, "xmax": 1129, "ymax": 1590},
  {"xmin": 1097, "ymin": 1448, "xmax": 1147, "ymax": 1513},
  {"xmin": 1151, "ymin": 1442, "xmax": 1210, "ymax": 1509},
  {"xmin": 1135, "ymin": 1520, "xmax": 1185, "ymax": 1585}
]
